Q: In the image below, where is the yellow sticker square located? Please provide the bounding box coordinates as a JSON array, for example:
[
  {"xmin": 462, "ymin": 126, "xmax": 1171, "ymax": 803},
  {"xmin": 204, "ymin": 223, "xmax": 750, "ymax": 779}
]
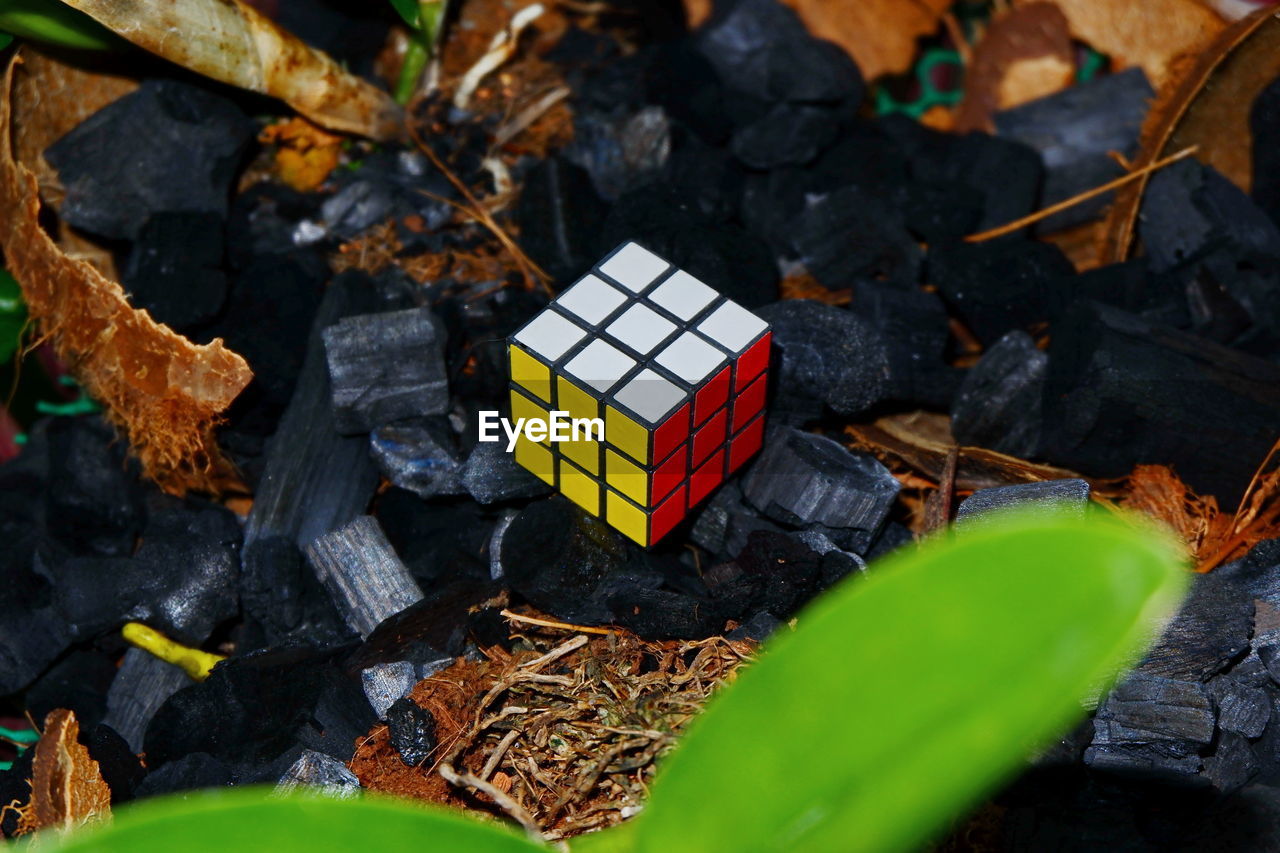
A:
[
  {"xmin": 509, "ymin": 388, "xmax": 551, "ymax": 445},
  {"xmin": 559, "ymin": 458, "xmax": 601, "ymax": 516},
  {"xmin": 560, "ymin": 435, "xmax": 600, "ymax": 475},
  {"xmin": 557, "ymin": 376, "xmax": 600, "ymax": 423},
  {"xmin": 513, "ymin": 436, "xmax": 554, "ymax": 485},
  {"xmin": 606, "ymin": 489, "xmax": 649, "ymax": 547},
  {"xmin": 605, "ymin": 448, "xmax": 649, "ymax": 507},
  {"xmin": 605, "ymin": 404, "xmax": 650, "ymax": 465},
  {"xmin": 509, "ymin": 345, "xmax": 552, "ymax": 403}
]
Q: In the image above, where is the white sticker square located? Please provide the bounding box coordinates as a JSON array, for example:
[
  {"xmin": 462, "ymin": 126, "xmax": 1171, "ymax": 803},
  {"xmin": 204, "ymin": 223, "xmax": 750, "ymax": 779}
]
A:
[
  {"xmin": 696, "ymin": 300, "xmax": 768, "ymax": 353},
  {"xmin": 605, "ymin": 303, "xmax": 678, "ymax": 356},
  {"xmin": 647, "ymin": 270, "xmax": 718, "ymax": 321},
  {"xmin": 654, "ymin": 332, "xmax": 726, "ymax": 385},
  {"xmin": 597, "ymin": 242, "xmax": 670, "ymax": 293},
  {"xmin": 512, "ymin": 310, "xmax": 588, "ymax": 361},
  {"xmin": 612, "ymin": 369, "xmax": 686, "ymax": 424},
  {"xmin": 554, "ymin": 274, "xmax": 628, "ymax": 326},
  {"xmin": 563, "ymin": 339, "xmax": 637, "ymax": 393}
]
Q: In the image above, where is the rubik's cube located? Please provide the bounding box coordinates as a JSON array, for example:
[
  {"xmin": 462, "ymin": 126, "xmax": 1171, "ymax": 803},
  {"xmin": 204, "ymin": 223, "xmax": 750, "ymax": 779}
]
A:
[{"xmin": 507, "ymin": 242, "xmax": 772, "ymax": 547}]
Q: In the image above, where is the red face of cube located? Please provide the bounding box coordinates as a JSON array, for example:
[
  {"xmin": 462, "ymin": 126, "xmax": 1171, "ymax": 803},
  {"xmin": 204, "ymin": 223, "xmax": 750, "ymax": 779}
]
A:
[{"xmin": 508, "ymin": 242, "xmax": 771, "ymax": 546}]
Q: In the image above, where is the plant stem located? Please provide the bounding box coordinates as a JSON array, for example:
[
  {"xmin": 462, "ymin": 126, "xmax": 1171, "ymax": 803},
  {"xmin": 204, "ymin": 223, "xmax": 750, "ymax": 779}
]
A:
[{"xmin": 394, "ymin": 34, "xmax": 428, "ymax": 104}]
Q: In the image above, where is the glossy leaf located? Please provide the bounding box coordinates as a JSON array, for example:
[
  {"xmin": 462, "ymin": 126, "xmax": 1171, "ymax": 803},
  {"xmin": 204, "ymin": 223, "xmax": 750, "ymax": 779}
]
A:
[
  {"xmin": 629, "ymin": 512, "xmax": 1186, "ymax": 853},
  {"xmin": 0, "ymin": 269, "xmax": 24, "ymax": 365},
  {"xmin": 50, "ymin": 788, "xmax": 545, "ymax": 853},
  {"xmin": 388, "ymin": 0, "xmax": 420, "ymax": 28},
  {"xmin": 0, "ymin": 0, "xmax": 116, "ymax": 51}
]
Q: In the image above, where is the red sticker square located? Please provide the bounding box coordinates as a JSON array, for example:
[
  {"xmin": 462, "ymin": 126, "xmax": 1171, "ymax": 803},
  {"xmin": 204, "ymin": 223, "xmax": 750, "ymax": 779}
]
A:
[
  {"xmin": 652, "ymin": 443, "xmax": 688, "ymax": 504},
  {"xmin": 728, "ymin": 415, "xmax": 765, "ymax": 474},
  {"xmin": 649, "ymin": 484, "xmax": 688, "ymax": 544},
  {"xmin": 734, "ymin": 331, "xmax": 771, "ymax": 391},
  {"xmin": 689, "ymin": 449, "xmax": 725, "ymax": 507},
  {"xmin": 731, "ymin": 374, "xmax": 767, "ymax": 432},
  {"xmin": 653, "ymin": 402, "xmax": 690, "ymax": 464},
  {"xmin": 692, "ymin": 407, "xmax": 727, "ymax": 466},
  {"xmin": 694, "ymin": 366, "xmax": 731, "ymax": 426}
]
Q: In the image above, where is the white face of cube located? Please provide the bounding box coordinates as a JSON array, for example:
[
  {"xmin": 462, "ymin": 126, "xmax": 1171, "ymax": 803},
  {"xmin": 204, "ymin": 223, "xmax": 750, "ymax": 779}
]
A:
[
  {"xmin": 513, "ymin": 310, "xmax": 588, "ymax": 361},
  {"xmin": 597, "ymin": 242, "xmax": 670, "ymax": 293},
  {"xmin": 605, "ymin": 303, "xmax": 677, "ymax": 356},
  {"xmin": 563, "ymin": 339, "xmax": 636, "ymax": 393},
  {"xmin": 647, "ymin": 270, "xmax": 718, "ymax": 321},
  {"xmin": 697, "ymin": 300, "xmax": 769, "ymax": 353},
  {"xmin": 654, "ymin": 331, "xmax": 726, "ymax": 384},
  {"xmin": 554, "ymin": 274, "xmax": 628, "ymax": 326},
  {"xmin": 612, "ymin": 368, "xmax": 685, "ymax": 424}
]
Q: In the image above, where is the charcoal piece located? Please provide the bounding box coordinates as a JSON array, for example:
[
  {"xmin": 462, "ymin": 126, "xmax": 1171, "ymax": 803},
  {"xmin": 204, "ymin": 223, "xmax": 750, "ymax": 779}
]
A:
[
  {"xmin": 122, "ymin": 212, "xmax": 228, "ymax": 330},
  {"xmin": 25, "ymin": 649, "xmax": 115, "ymax": 733},
  {"xmin": 954, "ymin": 479, "xmax": 1090, "ymax": 527},
  {"xmin": 950, "ymin": 331, "xmax": 1048, "ymax": 457},
  {"xmin": 45, "ymin": 80, "xmax": 253, "ymax": 240},
  {"xmin": 241, "ymin": 273, "xmax": 385, "ymax": 641},
  {"xmin": 1217, "ymin": 539, "xmax": 1280, "ymax": 605},
  {"xmin": 794, "ymin": 529, "xmax": 867, "ymax": 587},
  {"xmin": 89, "ymin": 725, "xmax": 147, "ymax": 804},
  {"xmin": 790, "ymin": 186, "xmax": 922, "ymax": 292},
  {"xmin": 1140, "ymin": 158, "xmax": 1280, "ymax": 276},
  {"xmin": 303, "ymin": 674, "xmax": 378, "ymax": 762},
  {"xmin": 730, "ymin": 103, "xmax": 840, "ymax": 169},
  {"xmin": 598, "ymin": 184, "xmax": 777, "ymax": 308},
  {"xmin": 695, "ymin": 0, "xmax": 863, "ymax": 105},
  {"xmin": 225, "ymin": 183, "xmax": 324, "ymax": 265},
  {"xmin": 374, "ymin": 491, "xmax": 493, "ymax": 586},
  {"xmin": 1209, "ymin": 676, "xmax": 1271, "ymax": 738},
  {"xmin": 1086, "ymin": 672, "xmax": 1214, "ymax": 781},
  {"xmin": 1204, "ymin": 732, "xmax": 1261, "ymax": 794},
  {"xmin": 1042, "ymin": 301, "xmax": 1280, "ymax": 505},
  {"xmin": 460, "ymin": 441, "xmax": 553, "ymax": 505},
  {"xmin": 369, "ymin": 418, "xmax": 465, "ymax": 499},
  {"xmin": 741, "ymin": 428, "xmax": 899, "ymax": 546},
  {"xmin": 728, "ymin": 529, "xmax": 825, "ymax": 618},
  {"xmin": 896, "ymin": 179, "xmax": 983, "ymax": 244},
  {"xmin": 607, "ymin": 587, "xmax": 728, "ymax": 640},
  {"xmin": 487, "ymin": 511, "xmax": 518, "ymax": 581},
  {"xmin": 44, "ymin": 416, "xmax": 146, "ymax": 557},
  {"xmin": 722, "ymin": 512, "xmax": 787, "ymax": 562},
  {"xmin": 756, "ymin": 300, "xmax": 892, "ymax": 416},
  {"xmin": 995, "ymin": 68, "xmax": 1153, "ymax": 232},
  {"xmin": 102, "ymin": 649, "xmax": 191, "ymax": 753},
  {"xmin": 323, "ymin": 307, "xmax": 449, "ymax": 435},
  {"xmin": 645, "ymin": 41, "xmax": 735, "ymax": 145},
  {"xmin": 516, "ymin": 156, "xmax": 610, "ymax": 283},
  {"xmin": 133, "ymin": 752, "xmax": 236, "ymax": 798},
  {"xmin": 1252, "ymin": 74, "xmax": 1280, "ymax": 229},
  {"xmin": 304, "ymin": 516, "xmax": 425, "ymax": 639},
  {"xmin": 1139, "ymin": 572, "xmax": 1253, "ymax": 682},
  {"xmin": 500, "ymin": 498, "xmax": 629, "ymax": 625},
  {"xmin": 144, "ymin": 644, "xmax": 349, "ymax": 769},
  {"xmin": 849, "ymin": 282, "xmax": 959, "ymax": 408},
  {"xmin": 0, "ymin": 746, "xmax": 35, "ymax": 836},
  {"xmin": 386, "ymin": 697, "xmax": 438, "ymax": 767},
  {"xmin": 275, "ymin": 749, "xmax": 360, "ymax": 797},
  {"xmin": 662, "ymin": 126, "xmax": 746, "ymax": 221},
  {"xmin": 865, "ymin": 522, "xmax": 914, "ymax": 563},
  {"xmin": 356, "ymin": 580, "xmax": 500, "ymax": 664},
  {"xmin": 727, "ymin": 610, "xmax": 781, "ymax": 642},
  {"xmin": 690, "ymin": 481, "xmax": 748, "ymax": 555},
  {"xmin": 880, "ymin": 118, "xmax": 1043, "ymax": 232},
  {"xmin": 0, "ymin": 554, "xmax": 72, "ymax": 695},
  {"xmin": 928, "ymin": 239, "xmax": 1076, "ymax": 345},
  {"xmin": 321, "ymin": 180, "xmax": 398, "ymax": 241},
  {"xmin": 361, "ymin": 661, "xmax": 418, "ymax": 719},
  {"xmin": 567, "ymin": 107, "xmax": 671, "ymax": 202}
]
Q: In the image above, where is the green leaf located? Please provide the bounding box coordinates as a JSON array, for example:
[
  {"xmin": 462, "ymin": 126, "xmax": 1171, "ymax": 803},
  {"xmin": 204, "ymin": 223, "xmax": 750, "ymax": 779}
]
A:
[
  {"xmin": 0, "ymin": 0, "xmax": 117, "ymax": 51},
  {"xmin": 630, "ymin": 512, "xmax": 1187, "ymax": 853},
  {"xmin": 0, "ymin": 32, "xmax": 13, "ymax": 51},
  {"xmin": 0, "ymin": 269, "xmax": 26, "ymax": 366},
  {"xmin": 50, "ymin": 788, "xmax": 547, "ymax": 853},
  {"xmin": 388, "ymin": 0, "xmax": 420, "ymax": 28}
]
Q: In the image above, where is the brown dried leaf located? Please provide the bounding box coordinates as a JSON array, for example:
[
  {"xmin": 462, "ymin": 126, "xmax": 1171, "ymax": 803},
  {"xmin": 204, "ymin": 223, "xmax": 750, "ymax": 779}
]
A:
[
  {"xmin": 845, "ymin": 411, "xmax": 1098, "ymax": 493},
  {"xmin": 956, "ymin": 3, "xmax": 1075, "ymax": 133},
  {"xmin": 1101, "ymin": 8, "xmax": 1280, "ymax": 264},
  {"xmin": 2, "ymin": 55, "xmax": 252, "ymax": 495},
  {"xmin": 682, "ymin": 0, "xmax": 713, "ymax": 28},
  {"xmin": 1018, "ymin": 0, "xmax": 1225, "ymax": 86},
  {"xmin": 259, "ymin": 117, "xmax": 344, "ymax": 192},
  {"xmin": 19, "ymin": 710, "xmax": 111, "ymax": 835},
  {"xmin": 59, "ymin": 0, "xmax": 403, "ymax": 140},
  {"xmin": 779, "ymin": 0, "xmax": 953, "ymax": 80}
]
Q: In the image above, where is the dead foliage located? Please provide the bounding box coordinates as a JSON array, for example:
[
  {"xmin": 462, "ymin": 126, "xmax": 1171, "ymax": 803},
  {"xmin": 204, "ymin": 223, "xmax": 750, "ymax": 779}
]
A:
[
  {"xmin": 779, "ymin": 0, "xmax": 954, "ymax": 80},
  {"xmin": 780, "ymin": 269, "xmax": 851, "ymax": 305},
  {"xmin": 955, "ymin": 3, "xmax": 1075, "ymax": 133},
  {"xmin": 1101, "ymin": 7, "xmax": 1280, "ymax": 264},
  {"xmin": 1119, "ymin": 439, "xmax": 1280, "ymax": 572},
  {"xmin": 351, "ymin": 615, "xmax": 754, "ymax": 841},
  {"xmin": 1016, "ymin": 0, "xmax": 1226, "ymax": 87},
  {"xmin": 258, "ymin": 117, "xmax": 345, "ymax": 192},
  {"xmin": 2, "ymin": 710, "xmax": 111, "ymax": 837},
  {"xmin": 1, "ymin": 56, "xmax": 253, "ymax": 495}
]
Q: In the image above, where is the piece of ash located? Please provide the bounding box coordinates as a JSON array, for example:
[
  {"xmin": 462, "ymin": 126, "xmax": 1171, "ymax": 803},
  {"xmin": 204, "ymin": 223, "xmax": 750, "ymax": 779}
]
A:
[{"xmin": 350, "ymin": 617, "xmax": 754, "ymax": 840}]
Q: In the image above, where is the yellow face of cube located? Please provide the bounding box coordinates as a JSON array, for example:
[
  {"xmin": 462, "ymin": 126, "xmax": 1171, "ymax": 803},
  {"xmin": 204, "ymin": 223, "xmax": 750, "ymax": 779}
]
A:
[
  {"xmin": 605, "ymin": 448, "xmax": 649, "ymax": 507},
  {"xmin": 557, "ymin": 375, "xmax": 599, "ymax": 422},
  {"xmin": 510, "ymin": 345, "xmax": 552, "ymax": 403},
  {"xmin": 605, "ymin": 404, "xmax": 650, "ymax": 464},
  {"xmin": 558, "ymin": 458, "xmax": 601, "ymax": 516},
  {"xmin": 513, "ymin": 436, "xmax": 554, "ymax": 485},
  {"xmin": 509, "ymin": 389, "xmax": 551, "ymax": 445}
]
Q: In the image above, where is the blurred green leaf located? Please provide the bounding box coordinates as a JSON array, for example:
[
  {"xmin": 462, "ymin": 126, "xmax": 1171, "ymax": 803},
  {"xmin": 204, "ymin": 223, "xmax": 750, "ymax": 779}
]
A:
[
  {"xmin": 0, "ymin": 0, "xmax": 117, "ymax": 51},
  {"xmin": 388, "ymin": 0, "xmax": 420, "ymax": 28},
  {"xmin": 0, "ymin": 269, "xmax": 26, "ymax": 366},
  {"xmin": 0, "ymin": 32, "xmax": 13, "ymax": 50},
  {"xmin": 628, "ymin": 512, "xmax": 1187, "ymax": 853},
  {"xmin": 51, "ymin": 789, "xmax": 545, "ymax": 853}
]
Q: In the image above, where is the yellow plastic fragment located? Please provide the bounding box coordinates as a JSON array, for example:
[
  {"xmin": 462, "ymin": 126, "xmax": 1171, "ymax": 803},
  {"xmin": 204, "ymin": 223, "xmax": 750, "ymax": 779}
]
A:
[{"xmin": 121, "ymin": 622, "xmax": 226, "ymax": 682}]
